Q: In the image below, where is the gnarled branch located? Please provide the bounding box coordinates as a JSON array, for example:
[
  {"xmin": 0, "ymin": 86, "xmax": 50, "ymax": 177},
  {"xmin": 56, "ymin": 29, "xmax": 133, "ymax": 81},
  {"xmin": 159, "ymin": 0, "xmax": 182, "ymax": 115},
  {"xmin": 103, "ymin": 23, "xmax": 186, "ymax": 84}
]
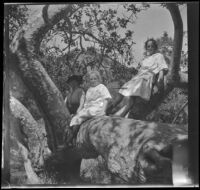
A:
[{"xmin": 10, "ymin": 5, "xmax": 74, "ymax": 150}]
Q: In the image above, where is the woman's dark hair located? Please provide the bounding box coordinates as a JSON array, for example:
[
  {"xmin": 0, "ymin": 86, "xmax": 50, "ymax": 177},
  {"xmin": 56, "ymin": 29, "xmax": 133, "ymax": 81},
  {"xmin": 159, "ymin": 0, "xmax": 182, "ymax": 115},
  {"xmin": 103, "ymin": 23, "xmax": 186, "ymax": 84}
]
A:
[
  {"xmin": 67, "ymin": 75, "xmax": 83, "ymax": 85},
  {"xmin": 144, "ymin": 38, "xmax": 158, "ymax": 51}
]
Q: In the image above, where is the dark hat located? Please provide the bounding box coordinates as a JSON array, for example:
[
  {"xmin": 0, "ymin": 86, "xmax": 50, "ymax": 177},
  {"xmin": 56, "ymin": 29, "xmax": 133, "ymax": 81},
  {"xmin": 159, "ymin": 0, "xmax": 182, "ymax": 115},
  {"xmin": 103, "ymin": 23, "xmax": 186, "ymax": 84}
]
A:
[{"xmin": 67, "ymin": 75, "xmax": 83, "ymax": 84}]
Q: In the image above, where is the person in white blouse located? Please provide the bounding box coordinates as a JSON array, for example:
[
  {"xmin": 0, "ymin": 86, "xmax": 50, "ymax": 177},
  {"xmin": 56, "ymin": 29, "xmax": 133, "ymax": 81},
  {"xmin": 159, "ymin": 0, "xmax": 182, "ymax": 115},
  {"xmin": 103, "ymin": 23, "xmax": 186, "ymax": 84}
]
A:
[
  {"xmin": 107, "ymin": 38, "xmax": 169, "ymax": 117},
  {"xmin": 64, "ymin": 70, "xmax": 112, "ymax": 146}
]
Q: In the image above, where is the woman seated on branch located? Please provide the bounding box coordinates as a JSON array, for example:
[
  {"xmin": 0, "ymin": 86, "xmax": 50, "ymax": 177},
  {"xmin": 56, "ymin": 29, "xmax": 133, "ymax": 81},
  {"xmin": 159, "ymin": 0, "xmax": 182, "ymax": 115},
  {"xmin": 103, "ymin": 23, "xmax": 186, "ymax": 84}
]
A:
[
  {"xmin": 106, "ymin": 38, "xmax": 169, "ymax": 117},
  {"xmin": 64, "ymin": 70, "xmax": 112, "ymax": 146}
]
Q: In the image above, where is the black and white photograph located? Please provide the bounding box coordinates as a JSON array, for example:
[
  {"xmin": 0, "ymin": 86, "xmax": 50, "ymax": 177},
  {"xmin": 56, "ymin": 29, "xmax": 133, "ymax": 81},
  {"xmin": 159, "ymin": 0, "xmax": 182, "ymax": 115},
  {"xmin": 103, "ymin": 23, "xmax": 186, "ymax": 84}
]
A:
[{"xmin": 2, "ymin": 2, "xmax": 199, "ymax": 188}]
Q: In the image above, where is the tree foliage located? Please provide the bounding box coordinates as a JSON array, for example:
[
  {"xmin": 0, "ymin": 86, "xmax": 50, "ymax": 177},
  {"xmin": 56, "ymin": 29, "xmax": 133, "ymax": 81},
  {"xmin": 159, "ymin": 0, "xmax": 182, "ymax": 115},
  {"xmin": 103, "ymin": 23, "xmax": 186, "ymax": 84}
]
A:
[
  {"xmin": 40, "ymin": 48, "xmax": 137, "ymax": 97},
  {"xmin": 156, "ymin": 31, "xmax": 188, "ymax": 73},
  {"xmin": 40, "ymin": 3, "xmax": 149, "ymax": 65},
  {"xmin": 146, "ymin": 88, "xmax": 188, "ymax": 124},
  {"xmin": 7, "ymin": 4, "xmax": 28, "ymax": 43},
  {"xmin": 156, "ymin": 31, "xmax": 174, "ymax": 49},
  {"xmin": 18, "ymin": 3, "xmax": 150, "ymax": 98}
]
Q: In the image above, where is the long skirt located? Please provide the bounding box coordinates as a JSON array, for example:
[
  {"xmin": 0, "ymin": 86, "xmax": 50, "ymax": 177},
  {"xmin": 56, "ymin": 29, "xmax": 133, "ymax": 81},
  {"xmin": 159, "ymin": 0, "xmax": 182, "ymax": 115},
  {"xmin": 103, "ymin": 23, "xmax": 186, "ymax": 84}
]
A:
[{"xmin": 118, "ymin": 71, "xmax": 155, "ymax": 101}]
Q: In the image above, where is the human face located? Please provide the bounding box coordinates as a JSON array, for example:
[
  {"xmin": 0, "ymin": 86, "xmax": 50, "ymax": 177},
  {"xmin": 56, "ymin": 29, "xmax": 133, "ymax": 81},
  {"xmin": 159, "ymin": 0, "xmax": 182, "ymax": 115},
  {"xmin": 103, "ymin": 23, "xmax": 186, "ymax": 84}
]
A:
[
  {"xmin": 89, "ymin": 74, "xmax": 100, "ymax": 87},
  {"xmin": 146, "ymin": 41, "xmax": 156, "ymax": 56}
]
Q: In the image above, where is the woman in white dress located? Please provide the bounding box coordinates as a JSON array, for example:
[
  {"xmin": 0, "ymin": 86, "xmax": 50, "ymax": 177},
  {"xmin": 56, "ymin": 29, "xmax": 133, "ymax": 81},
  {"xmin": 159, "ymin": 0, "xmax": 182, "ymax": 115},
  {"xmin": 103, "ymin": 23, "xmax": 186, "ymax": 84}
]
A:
[
  {"xmin": 107, "ymin": 38, "xmax": 169, "ymax": 117},
  {"xmin": 64, "ymin": 70, "xmax": 112, "ymax": 146}
]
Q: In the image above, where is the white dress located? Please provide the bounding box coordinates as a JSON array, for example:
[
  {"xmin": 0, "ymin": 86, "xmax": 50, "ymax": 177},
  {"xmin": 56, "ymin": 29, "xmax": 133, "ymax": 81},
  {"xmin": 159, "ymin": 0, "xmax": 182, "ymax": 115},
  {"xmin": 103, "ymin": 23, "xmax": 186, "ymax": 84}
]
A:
[
  {"xmin": 119, "ymin": 53, "xmax": 168, "ymax": 101},
  {"xmin": 70, "ymin": 84, "xmax": 112, "ymax": 126}
]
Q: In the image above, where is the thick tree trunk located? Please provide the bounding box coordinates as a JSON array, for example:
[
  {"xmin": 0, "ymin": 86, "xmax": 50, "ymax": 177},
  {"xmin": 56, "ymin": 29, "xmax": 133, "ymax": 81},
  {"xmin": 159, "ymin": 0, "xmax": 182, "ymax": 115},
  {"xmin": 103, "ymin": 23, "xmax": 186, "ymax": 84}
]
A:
[
  {"xmin": 9, "ymin": 96, "xmax": 51, "ymax": 184},
  {"xmin": 166, "ymin": 3, "xmax": 183, "ymax": 84},
  {"xmin": 10, "ymin": 5, "xmax": 74, "ymax": 150},
  {"xmin": 9, "ymin": 68, "xmax": 57, "ymax": 152},
  {"xmin": 10, "ymin": 96, "xmax": 51, "ymax": 168}
]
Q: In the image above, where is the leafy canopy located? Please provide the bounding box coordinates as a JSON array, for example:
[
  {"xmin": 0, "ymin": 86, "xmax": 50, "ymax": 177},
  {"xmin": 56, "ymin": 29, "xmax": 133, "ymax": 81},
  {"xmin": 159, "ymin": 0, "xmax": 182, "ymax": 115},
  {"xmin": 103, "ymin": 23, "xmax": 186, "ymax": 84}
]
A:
[{"xmin": 40, "ymin": 3, "xmax": 150, "ymax": 65}]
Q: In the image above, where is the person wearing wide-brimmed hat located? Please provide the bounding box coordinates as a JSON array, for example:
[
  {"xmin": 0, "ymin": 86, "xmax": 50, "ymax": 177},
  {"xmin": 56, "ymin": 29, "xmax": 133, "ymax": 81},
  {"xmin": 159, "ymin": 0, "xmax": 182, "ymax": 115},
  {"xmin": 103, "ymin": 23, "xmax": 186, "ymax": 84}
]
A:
[{"xmin": 64, "ymin": 75, "xmax": 85, "ymax": 116}]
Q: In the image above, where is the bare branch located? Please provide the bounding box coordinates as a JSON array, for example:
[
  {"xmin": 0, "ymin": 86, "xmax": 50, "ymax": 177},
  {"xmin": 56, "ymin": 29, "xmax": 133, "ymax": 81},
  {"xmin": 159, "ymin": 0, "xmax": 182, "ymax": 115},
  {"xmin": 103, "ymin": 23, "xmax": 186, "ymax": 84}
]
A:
[
  {"xmin": 71, "ymin": 30, "xmax": 115, "ymax": 50},
  {"xmin": 172, "ymin": 100, "xmax": 188, "ymax": 124},
  {"xmin": 42, "ymin": 5, "xmax": 50, "ymax": 25},
  {"xmin": 79, "ymin": 35, "xmax": 84, "ymax": 51}
]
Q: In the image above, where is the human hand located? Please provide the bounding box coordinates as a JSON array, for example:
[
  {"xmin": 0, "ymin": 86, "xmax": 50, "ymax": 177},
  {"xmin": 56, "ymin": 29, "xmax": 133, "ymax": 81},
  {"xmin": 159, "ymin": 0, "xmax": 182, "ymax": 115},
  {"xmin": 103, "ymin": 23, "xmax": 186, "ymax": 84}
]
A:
[
  {"xmin": 157, "ymin": 77, "xmax": 163, "ymax": 84},
  {"xmin": 157, "ymin": 70, "xmax": 164, "ymax": 84},
  {"xmin": 155, "ymin": 77, "xmax": 164, "ymax": 95}
]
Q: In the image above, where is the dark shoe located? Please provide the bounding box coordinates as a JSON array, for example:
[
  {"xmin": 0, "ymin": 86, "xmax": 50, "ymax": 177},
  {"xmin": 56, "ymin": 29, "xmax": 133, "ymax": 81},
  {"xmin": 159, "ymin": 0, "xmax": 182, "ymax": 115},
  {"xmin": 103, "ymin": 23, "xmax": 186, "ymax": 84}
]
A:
[
  {"xmin": 63, "ymin": 127, "xmax": 74, "ymax": 147},
  {"xmin": 63, "ymin": 125, "xmax": 80, "ymax": 147},
  {"xmin": 72, "ymin": 125, "xmax": 80, "ymax": 135},
  {"xmin": 106, "ymin": 105, "xmax": 113, "ymax": 115}
]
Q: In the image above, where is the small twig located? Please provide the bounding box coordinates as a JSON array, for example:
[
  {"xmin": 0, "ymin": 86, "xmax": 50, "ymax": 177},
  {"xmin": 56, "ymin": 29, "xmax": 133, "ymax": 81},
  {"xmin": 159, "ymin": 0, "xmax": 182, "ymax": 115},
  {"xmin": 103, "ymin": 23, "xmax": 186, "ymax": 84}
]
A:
[
  {"xmin": 73, "ymin": 51, "xmax": 83, "ymax": 64},
  {"xmin": 172, "ymin": 101, "xmax": 188, "ymax": 124},
  {"xmin": 79, "ymin": 35, "xmax": 84, "ymax": 51},
  {"xmin": 109, "ymin": 87, "xmax": 127, "ymax": 89}
]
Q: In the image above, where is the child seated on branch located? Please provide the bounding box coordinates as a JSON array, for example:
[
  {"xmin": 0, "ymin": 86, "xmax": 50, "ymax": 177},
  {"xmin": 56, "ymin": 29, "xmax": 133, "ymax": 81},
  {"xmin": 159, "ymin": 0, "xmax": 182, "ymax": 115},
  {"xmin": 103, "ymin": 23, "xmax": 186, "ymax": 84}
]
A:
[{"xmin": 64, "ymin": 70, "xmax": 112, "ymax": 147}]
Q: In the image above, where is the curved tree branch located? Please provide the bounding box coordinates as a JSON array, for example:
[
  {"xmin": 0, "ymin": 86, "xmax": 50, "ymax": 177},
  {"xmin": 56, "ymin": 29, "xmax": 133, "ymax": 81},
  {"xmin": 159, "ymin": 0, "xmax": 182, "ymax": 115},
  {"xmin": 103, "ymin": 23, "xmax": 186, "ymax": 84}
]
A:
[
  {"xmin": 166, "ymin": 3, "xmax": 183, "ymax": 84},
  {"xmin": 79, "ymin": 35, "xmax": 84, "ymax": 51},
  {"xmin": 42, "ymin": 5, "xmax": 50, "ymax": 25},
  {"xmin": 70, "ymin": 30, "xmax": 115, "ymax": 50},
  {"xmin": 65, "ymin": 17, "xmax": 73, "ymax": 54},
  {"xmin": 10, "ymin": 5, "xmax": 74, "ymax": 150}
]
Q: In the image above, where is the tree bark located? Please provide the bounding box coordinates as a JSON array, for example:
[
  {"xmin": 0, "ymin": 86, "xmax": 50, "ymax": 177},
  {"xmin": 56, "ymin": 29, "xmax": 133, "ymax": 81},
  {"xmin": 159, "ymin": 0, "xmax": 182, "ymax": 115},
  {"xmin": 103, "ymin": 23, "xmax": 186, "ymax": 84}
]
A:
[
  {"xmin": 166, "ymin": 3, "xmax": 183, "ymax": 84},
  {"xmin": 9, "ymin": 69, "xmax": 56, "ymax": 151},
  {"xmin": 9, "ymin": 96, "xmax": 48, "ymax": 184},
  {"xmin": 16, "ymin": 141, "xmax": 41, "ymax": 184},
  {"xmin": 75, "ymin": 116, "xmax": 188, "ymax": 183},
  {"xmin": 10, "ymin": 5, "xmax": 74, "ymax": 150},
  {"xmin": 10, "ymin": 96, "xmax": 51, "ymax": 167}
]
